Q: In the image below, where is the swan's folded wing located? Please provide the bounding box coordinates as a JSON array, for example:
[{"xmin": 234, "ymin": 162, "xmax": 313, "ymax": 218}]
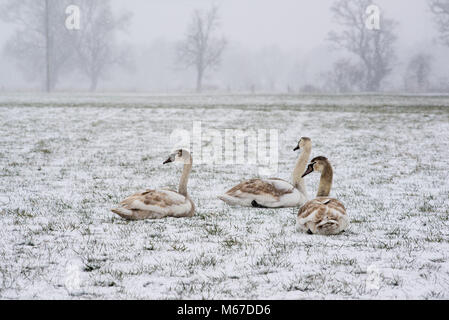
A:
[
  {"xmin": 298, "ymin": 198, "xmax": 347, "ymax": 220},
  {"xmin": 226, "ymin": 179, "xmax": 294, "ymax": 200},
  {"xmin": 297, "ymin": 197, "xmax": 348, "ymax": 235},
  {"xmin": 267, "ymin": 179, "xmax": 296, "ymax": 195},
  {"xmin": 119, "ymin": 189, "xmax": 189, "ymax": 214}
]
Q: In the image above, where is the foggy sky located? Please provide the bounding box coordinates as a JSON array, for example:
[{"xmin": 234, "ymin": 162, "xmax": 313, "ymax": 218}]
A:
[
  {"xmin": 0, "ymin": 0, "xmax": 446, "ymax": 91},
  {"xmin": 110, "ymin": 0, "xmax": 435, "ymax": 50}
]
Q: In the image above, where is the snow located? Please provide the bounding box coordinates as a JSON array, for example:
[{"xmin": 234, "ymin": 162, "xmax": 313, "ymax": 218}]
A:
[{"xmin": 0, "ymin": 93, "xmax": 448, "ymax": 299}]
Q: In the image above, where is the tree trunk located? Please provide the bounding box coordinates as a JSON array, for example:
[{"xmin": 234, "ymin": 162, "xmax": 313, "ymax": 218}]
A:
[
  {"xmin": 45, "ymin": 0, "xmax": 51, "ymax": 93},
  {"xmin": 89, "ymin": 75, "xmax": 98, "ymax": 92},
  {"xmin": 196, "ymin": 68, "xmax": 203, "ymax": 93}
]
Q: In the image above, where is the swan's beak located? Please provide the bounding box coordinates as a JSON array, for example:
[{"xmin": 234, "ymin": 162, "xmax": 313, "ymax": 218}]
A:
[
  {"xmin": 293, "ymin": 146, "xmax": 300, "ymax": 151},
  {"xmin": 163, "ymin": 158, "xmax": 173, "ymax": 165},
  {"xmin": 302, "ymin": 164, "xmax": 314, "ymax": 178}
]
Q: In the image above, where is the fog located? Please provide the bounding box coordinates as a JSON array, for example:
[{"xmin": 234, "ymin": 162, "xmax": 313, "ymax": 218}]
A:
[
  {"xmin": 120, "ymin": 0, "xmax": 433, "ymax": 50},
  {"xmin": 0, "ymin": 0, "xmax": 448, "ymax": 93}
]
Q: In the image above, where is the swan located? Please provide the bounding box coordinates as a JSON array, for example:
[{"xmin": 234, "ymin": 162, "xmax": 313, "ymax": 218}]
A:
[
  {"xmin": 296, "ymin": 156, "xmax": 349, "ymax": 235},
  {"xmin": 218, "ymin": 137, "xmax": 312, "ymax": 208},
  {"xmin": 111, "ymin": 149, "xmax": 195, "ymax": 220}
]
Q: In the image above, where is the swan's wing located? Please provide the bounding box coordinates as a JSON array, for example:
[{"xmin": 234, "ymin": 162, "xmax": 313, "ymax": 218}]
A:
[
  {"xmin": 113, "ymin": 189, "xmax": 192, "ymax": 219},
  {"xmin": 297, "ymin": 198, "xmax": 348, "ymax": 234},
  {"xmin": 120, "ymin": 189, "xmax": 184, "ymax": 207},
  {"xmin": 298, "ymin": 198, "xmax": 346, "ymax": 219},
  {"xmin": 226, "ymin": 179, "xmax": 294, "ymax": 200},
  {"xmin": 267, "ymin": 179, "xmax": 297, "ymax": 195},
  {"xmin": 219, "ymin": 178, "xmax": 304, "ymax": 207}
]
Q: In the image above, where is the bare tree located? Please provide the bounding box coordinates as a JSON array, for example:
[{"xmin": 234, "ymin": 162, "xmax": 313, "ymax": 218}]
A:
[
  {"xmin": 72, "ymin": 0, "xmax": 132, "ymax": 92},
  {"xmin": 177, "ymin": 6, "xmax": 227, "ymax": 93},
  {"xmin": 429, "ymin": 0, "xmax": 449, "ymax": 46},
  {"xmin": 404, "ymin": 54, "xmax": 433, "ymax": 92},
  {"xmin": 325, "ymin": 58, "xmax": 364, "ymax": 93},
  {"xmin": 328, "ymin": 0, "xmax": 397, "ymax": 92},
  {"xmin": 0, "ymin": 0, "xmax": 75, "ymax": 92}
]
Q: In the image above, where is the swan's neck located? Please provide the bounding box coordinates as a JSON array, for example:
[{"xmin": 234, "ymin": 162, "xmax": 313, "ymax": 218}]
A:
[
  {"xmin": 317, "ymin": 163, "xmax": 333, "ymax": 197},
  {"xmin": 178, "ymin": 156, "xmax": 192, "ymax": 197},
  {"xmin": 292, "ymin": 145, "xmax": 311, "ymax": 197}
]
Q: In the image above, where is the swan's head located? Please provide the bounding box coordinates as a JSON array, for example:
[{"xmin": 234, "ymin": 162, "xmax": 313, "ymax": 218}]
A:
[
  {"xmin": 163, "ymin": 149, "xmax": 192, "ymax": 165},
  {"xmin": 293, "ymin": 137, "xmax": 311, "ymax": 151},
  {"xmin": 302, "ymin": 156, "xmax": 328, "ymax": 178}
]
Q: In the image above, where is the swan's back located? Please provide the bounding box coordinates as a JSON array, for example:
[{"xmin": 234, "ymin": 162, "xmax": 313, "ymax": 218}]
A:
[
  {"xmin": 112, "ymin": 189, "xmax": 194, "ymax": 220},
  {"xmin": 219, "ymin": 178, "xmax": 306, "ymax": 208},
  {"xmin": 296, "ymin": 197, "xmax": 348, "ymax": 235}
]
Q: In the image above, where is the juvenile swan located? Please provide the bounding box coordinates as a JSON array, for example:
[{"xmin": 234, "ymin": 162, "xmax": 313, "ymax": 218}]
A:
[
  {"xmin": 218, "ymin": 138, "xmax": 312, "ymax": 208},
  {"xmin": 111, "ymin": 149, "xmax": 195, "ymax": 220},
  {"xmin": 296, "ymin": 156, "xmax": 349, "ymax": 235}
]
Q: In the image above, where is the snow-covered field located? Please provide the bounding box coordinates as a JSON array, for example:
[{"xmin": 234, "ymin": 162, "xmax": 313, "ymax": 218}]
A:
[{"xmin": 1, "ymin": 93, "xmax": 449, "ymax": 299}]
